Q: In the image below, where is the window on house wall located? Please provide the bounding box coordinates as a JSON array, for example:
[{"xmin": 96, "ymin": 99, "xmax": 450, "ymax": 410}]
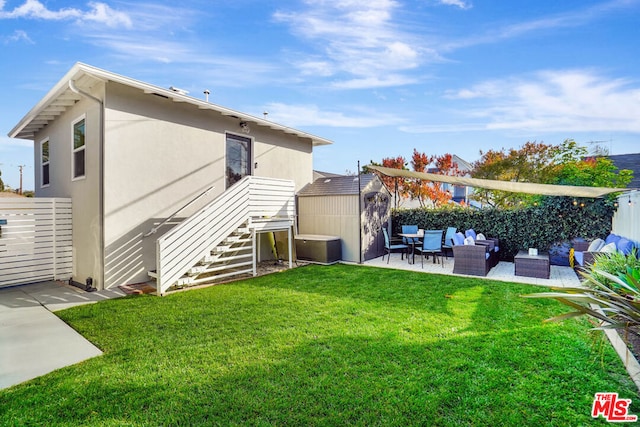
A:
[
  {"xmin": 72, "ymin": 116, "xmax": 86, "ymax": 179},
  {"xmin": 226, "ymin": 133, "xmax": 252, "ymax": 188},
  {"xmin": 41, "ymin": 139, "xmax": 50, "ymax": 187}
]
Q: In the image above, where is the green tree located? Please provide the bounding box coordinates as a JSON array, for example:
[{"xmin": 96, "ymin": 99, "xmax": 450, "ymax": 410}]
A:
[
  {"xmin": 471, "ymin": 139, "xmax": 633, "ymax": 208},
  {"xmin": 471, "ymin": 141, "xmax": 557, "ymax": 207}
]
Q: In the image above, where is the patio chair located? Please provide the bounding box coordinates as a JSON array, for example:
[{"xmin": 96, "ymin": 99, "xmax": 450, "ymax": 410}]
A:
[
  {"xmin": 401, "ymin": 225, "xmax": 420, "ymax": 245},
  {"xmin": 382, "ymin": 228, "xmax": 409, "ymax": 264},
  {"xmin": 441, "ymin": 226, "xmax": 457, "ymax": 259},
  {"xmin": 452, "ymin": 232, "xmax": 491, "ymax": 276},
  {"xmin": 415, "ymin": 230, "xmax": 444, "ymax": 268},
  {"xmin": 466, "ymin": 229, "xmax": 500, "ymax": 267}
]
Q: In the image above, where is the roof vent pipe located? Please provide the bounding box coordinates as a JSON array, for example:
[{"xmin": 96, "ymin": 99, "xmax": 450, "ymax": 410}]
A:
[{"xmin": 169, "ymin": 86, "xmax": 189, "ymax": 95}]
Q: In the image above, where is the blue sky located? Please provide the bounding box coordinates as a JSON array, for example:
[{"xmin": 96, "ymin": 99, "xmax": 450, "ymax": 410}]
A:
[{"xmin": 1, "ymin": 0, "xmax": 639, "ymax": 191}]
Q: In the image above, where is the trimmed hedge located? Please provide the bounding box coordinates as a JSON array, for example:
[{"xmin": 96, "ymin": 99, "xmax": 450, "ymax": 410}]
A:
[{"xmin": 391, "ymin": 197, "xmax": 616, "ymax": 261}]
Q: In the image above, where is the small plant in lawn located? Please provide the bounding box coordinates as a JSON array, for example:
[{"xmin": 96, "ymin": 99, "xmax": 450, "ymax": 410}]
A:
[{"xmin": 590, "ymin": 249, "xmax": 640, "ymax": 293}]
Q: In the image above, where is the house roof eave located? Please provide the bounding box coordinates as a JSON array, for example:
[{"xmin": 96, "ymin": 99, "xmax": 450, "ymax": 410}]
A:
[{"xmin": 8, "ymin": 62, "xmax": 334, "ymax": 147}]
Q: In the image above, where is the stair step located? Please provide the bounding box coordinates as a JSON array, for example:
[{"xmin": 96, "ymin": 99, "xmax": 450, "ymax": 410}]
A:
[
  {"xmin": 193, "ymin": 260, "xmax": 254, "ymax": 276},
  {"xmin": 213, "ymin": 245, "xmax": 232, "ymax": 254},
  {"xmin": 202, "ymin": 250, "xmax": 251, "ymax": 264},
  {"xmin": 190, "ymin": 268, "xmax": 254, "ymax": 286},
  {"xmin": 192, "ymin": 254, "xmax": 253, "ymax": 273},
  {"xmin": 176, "ymin": 276, "xmax": 194, "ymax": 286}
]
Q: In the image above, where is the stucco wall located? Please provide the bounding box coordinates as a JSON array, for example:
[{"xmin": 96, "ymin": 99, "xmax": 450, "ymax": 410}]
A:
[
  {"xmin": 34, "ymin": 93, "xmax": 102, "ymax": 286},
  {"xmin": 102, "ymin": 82, "xmax": 314, "ymax": 288}
]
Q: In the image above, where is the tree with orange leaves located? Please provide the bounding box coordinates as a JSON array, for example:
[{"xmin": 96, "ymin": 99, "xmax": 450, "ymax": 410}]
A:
[
  {"xmin": 368, "ymin": 150, "xmax": 465, "ymax": 208},
  {"xmin": 408, "ymin": 151, "xmax": 466, "ymax": 208},
  {"xmin": 363, "ymin": 156, "xmax": 409, "ymax": 207}
]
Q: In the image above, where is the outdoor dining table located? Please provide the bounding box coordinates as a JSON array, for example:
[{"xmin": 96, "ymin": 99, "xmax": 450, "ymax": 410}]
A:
[{"xmin": 398, "ymin": 232, "xmax": 423, "ymax": 264}]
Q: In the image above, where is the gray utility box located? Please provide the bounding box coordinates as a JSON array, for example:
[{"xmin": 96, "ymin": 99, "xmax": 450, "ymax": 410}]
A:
[{"xmin": 295, "ymin": 234, "xmax": 342, "ymax": 265}]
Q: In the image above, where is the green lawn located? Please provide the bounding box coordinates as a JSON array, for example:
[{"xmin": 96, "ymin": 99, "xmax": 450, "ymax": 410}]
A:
[{"xmin": 1, "ymin": 264, "xmax": 638, "ymax": 426}]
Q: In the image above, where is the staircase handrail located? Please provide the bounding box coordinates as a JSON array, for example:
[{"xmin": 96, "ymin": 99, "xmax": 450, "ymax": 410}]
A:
[{"xmin": 143, "ymin": 184, "xmax": 216, "ymax": 237}]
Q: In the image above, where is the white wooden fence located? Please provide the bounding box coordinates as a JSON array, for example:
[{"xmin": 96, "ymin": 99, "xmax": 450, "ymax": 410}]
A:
[
  {"xmin": 612, "ymin": 190, "xmax": 640, "ymax": 243},
  {"xmin": 0, "ymin": 198, "xmax": 73, "ymax": 288}
]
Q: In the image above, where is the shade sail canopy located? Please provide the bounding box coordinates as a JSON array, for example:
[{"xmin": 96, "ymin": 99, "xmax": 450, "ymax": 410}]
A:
[{"xmin": 367, "ymin": 165, "xmax": 630, "ymax": 198}]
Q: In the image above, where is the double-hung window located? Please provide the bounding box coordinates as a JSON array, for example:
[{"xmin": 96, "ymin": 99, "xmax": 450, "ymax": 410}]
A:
[
  {"xmin": 72, "ymin": 116, "xmax": 86, "ymax": 180},
  {"xmin": 41, "ymin": 138, "xmax": 50, "ymax": 187}
]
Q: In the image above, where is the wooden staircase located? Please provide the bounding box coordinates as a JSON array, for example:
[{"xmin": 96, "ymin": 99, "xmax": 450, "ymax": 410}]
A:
[
  {"xmin": 149, "ymin": 223, "xmax": 254, "ymax": 289},
  {"xmin": 149, "ymin": 176, "xmax": 295, "ymax": 295}
]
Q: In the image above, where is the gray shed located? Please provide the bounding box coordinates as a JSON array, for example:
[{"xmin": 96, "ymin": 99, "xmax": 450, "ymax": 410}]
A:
[{"xmin": 297, "ymin": 174, "xmax": 391, "ymax": 263}]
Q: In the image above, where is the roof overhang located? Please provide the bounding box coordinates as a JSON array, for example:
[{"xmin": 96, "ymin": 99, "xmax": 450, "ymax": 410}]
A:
[
  {"xmin": 9, "ymin": 62, "xmax": 333, "ymax": 147},
  {"xmin": 367, "ymin": 165, "xmax": 631, "ymax": 198}
]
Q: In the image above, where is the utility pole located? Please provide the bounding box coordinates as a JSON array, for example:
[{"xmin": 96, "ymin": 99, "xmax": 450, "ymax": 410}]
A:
[{"xmin": 18, "ymin": 165, "xmax": 25, "ymax": 195}]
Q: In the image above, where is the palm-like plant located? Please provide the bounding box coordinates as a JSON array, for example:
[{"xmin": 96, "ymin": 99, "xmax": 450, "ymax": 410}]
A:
[{"xmin": 523, "ymin": 268, "xmax": 640, "ymax": 333}]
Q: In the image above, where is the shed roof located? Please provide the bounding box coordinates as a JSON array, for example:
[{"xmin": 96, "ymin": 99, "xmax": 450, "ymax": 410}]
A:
[
  {"xmin": 9, "ymin": 62, "xmax": 333, "ymax": 147},
  {"xmin": 298, "ymin": 174, "xmax": 387, "ymax": 196}
]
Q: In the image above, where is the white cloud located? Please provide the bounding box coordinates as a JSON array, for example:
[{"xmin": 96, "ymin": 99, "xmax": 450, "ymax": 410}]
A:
[
  {"xmin": 419, "ymin": 69, "xmax": 640, "ymax": 134},
  {"xmin": 446, "ymin": 0, "xmax": 639, "ymax": 50},
  {"xmin": 263, "ymin": 102, "xmax": 405, "ymax": 128},
  {"xmin": 438, "ymin": 0, "xmax": 472, "ymax": 10},
  {"xmin": 273, "ymin": 1, "xmax": 429, "ymax": 89},
  {"xmin": 2, "ymin": 29, "xmax": 33, "ymax": 44},
  {"xmin": 332, "ymin": 74, "xmax": 418, "ymax": 89},
  {"xmin": 0, "ymin": 0, "xmax": 132, "ymax": 28},
  {"xmin": 83, "ymin": 2, "xmax": 132, "ymax": 28}
]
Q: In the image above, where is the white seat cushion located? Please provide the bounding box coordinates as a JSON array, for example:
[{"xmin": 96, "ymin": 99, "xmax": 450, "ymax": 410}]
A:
[
  {"xmin": 599, "ymin": 242, "xmax": 617, "ymax": 253},
  {"xmin": 587, "ymin": 238, "xmax": 605, "ymax": 252}
]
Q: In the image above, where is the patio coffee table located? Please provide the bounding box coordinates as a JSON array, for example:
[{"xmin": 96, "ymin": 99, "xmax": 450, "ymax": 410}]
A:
[{"xmin": 514, "ymin": 250, "xmax": 550, "ymax": 279}]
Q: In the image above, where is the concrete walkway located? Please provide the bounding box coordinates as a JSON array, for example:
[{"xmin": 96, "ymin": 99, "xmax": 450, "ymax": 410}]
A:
[{"xmin": 0, "ymin": 281, "xmax": 125, "ymax": 390}]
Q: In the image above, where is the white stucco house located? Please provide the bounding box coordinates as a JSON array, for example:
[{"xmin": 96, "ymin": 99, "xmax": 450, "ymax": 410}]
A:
[{"xmin": 9, "ymin": 63, "xmax": 332, "ymax": 294}]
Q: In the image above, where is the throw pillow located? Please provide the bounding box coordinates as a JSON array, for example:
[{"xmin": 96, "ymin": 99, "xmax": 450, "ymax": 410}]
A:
[
  {"xmin": 476, "ymin": 233, "xmax": 486, "ymax": 241},
  {"xmin": 617, "ymin": 238, "xmax": 633, "ymax": 255},
  {"xmin": 605, "ymin": 233, "xmax": 620, "ymax": 246},
  {"xmin": 465, "ymin": 229, "xmax": 477, "ymax": 240},
  {"xmin": 464, "ymin": 236, "xmax": 475, "ymax": 245},
  {"xmin": 599, "ymin": 242, "xmax": 617, "ymax": 253},
  {"xmin": 453, "ymin": 232, "xmax": 465, "ymax": 246},
  {"xmin": 587, "ymin": 238, "xmax": 605, "ymax": 252}
]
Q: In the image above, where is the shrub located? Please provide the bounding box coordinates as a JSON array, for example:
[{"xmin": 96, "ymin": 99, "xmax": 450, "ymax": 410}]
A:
[
  {"xmin": 391, "ymin": 196, "xmax": 615, "ymax": 260},
  {"xmin": 590, "ymin": 249, "xmax": 640, "ymax": 292}
]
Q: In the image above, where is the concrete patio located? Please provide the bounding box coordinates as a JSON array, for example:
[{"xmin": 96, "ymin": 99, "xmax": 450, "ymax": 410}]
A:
[{"xmin": 364, "ymin": 253, "xmax": 582, "ymax": 288}]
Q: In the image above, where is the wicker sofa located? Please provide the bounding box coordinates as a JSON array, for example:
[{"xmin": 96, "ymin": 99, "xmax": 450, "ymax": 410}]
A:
[
  {"xmin": 465, "ymin": 229, "xmax": 500, "ymax": 267},
  {"xmin": 451, "ymin": 232, "xmax": 492, "ymax": 276},
  {"xmin": 573, "ymin": 233, "xmax": 637, "ymax": 269}
]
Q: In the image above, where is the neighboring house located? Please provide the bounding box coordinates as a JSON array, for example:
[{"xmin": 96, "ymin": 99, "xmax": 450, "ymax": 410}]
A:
[
  {"xmin": 297, "ymin": 174, "xmax": 391, "ymax": 262},
  {"xmin": 312, "ymin": 170, "xmax": 343, "ymax": 182},
  {"xmin": 607, "ymin": 153, "xmax": 640, "ymax": 190},
  {"xmin": 9, "ymin": 63, "xmax": 332, "ymax": 292},
  {"xmin": 445, "ymin": 154, "xmax": 476, "ymax": 205}
]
